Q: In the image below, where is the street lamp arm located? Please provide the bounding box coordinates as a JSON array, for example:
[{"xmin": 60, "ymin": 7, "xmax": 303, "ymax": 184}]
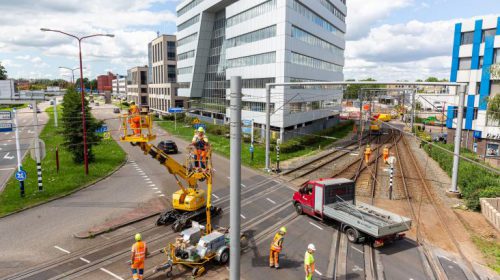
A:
[
  {"xmin": 81, "ymin": 34, "xmax": 115, "ymax": 40},
  {"xmin": 40, "ymin": 28, "xmax": 79, "ymax": 40}
]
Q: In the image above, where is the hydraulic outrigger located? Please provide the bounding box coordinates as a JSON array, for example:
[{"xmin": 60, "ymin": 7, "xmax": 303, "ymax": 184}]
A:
[{"xmin": 119, "ymin": 107, "xmax": 221, "ymax": 232}]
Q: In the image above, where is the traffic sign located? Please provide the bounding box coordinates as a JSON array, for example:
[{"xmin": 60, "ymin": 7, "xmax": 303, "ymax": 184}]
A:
[
  {"xmin": 0, "ymin": 111, "xmax": 12, "ymax": 120},
  {"xmin": 168, "ymin": 107, "xmax": 183, "ymax": 113},
  {"xmin": 242, "ymin": 119, "xmax": 252, "ymax": 126},
  {"xmin": 103, "ymin": 132, "xmax": 111, "ymax": 139},
  {"xmin": 15, "ymin": 169, "xmax": 27, "ymax": 181},
  {"xmin": 249, "ymin": 145, "xmax": 254, "ymax": 153},
  {"xmin": 193, "ymin": 123, "xmax": 206, "ymax": 130},
  {"xmin": 0, "ymin": 123, "xmax": 13, "ymax": 132},
  {"xmin": 192, "ymin": 118, "xmax": 200, "ymax": 125},
  {"xmin": 95, "ymin": 125, "xmax": 108, "ymax": 134}
]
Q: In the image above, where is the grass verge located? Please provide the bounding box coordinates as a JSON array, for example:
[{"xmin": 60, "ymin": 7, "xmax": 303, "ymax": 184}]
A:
[
  {"xmin": 471, "ymin": 235, "xmax": 500, "ymax": 274},
  {"xmin": 0, "ymin": 104, "xmax": 28, "ymax": 111},
  {"xmin": 0, "ymin": 106, "xmax": 126, "ymax": 217},
  {"xmin": 155, "ymin": 118, "xmax": 353, "ymax": 169}
]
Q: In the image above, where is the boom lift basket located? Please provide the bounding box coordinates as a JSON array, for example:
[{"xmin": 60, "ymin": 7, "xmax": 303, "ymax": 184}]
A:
[{"xmin": 119, "ymin": 112, "xmax": 156, "ymax": 143}]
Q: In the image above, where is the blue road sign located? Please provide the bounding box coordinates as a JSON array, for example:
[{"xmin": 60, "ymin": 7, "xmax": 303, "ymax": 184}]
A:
[
  {"xmin": 242, "ymin": 127, "xmax": 252, "ymax": 134},
  {"xmin": 249, "ymin": 145, "xmax": 254, "ymax": 153},
  {"xmin": 242, "ymin": 119, "xmax": 252, "ymax": 126},
  {"xmin": 95, "ymin": 125, "xmax": 108, "ymax": 134},
  {"xmin": 0, "ymin": 123, "xmax": 13, "ymax": 133},
  {"xmin": 193, "ymin": 123, "xmax": 206, "ymax": 130},
  {"xmin": 15, "ymin": 170, "xmax": 27, "ymax": 181},
  {"xmin": 168, "ymin": 107, "xmax": 183, "ymax": 113}
]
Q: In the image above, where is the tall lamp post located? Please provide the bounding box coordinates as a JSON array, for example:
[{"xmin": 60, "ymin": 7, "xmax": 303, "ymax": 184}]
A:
[
  {"xmin": 58, "ymin": 66, "xmax": 84, "ymax": 84},
  {"xmin": 41, "ymin": 28, "xmax": 114, "ymax": 175}
]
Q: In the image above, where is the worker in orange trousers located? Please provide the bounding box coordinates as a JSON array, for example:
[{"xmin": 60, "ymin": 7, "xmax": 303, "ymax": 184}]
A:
[
  {"xmin": 269, "ymin": 227, "xmax": 287, "ymax": 269},
  {"xmin": 129, "ymin": 102, "xmax": 141, "ymax": 136},
  {"xmin": 131, "ymin": 233, "xmax": 148, "ymax": 280},
  {"xmin": 383, "ymin": 145, "xmax": 389, "ymax": 164},
  {"xmin": 364, "ymin": 144, "xmax": 372, "ymax": 164}
]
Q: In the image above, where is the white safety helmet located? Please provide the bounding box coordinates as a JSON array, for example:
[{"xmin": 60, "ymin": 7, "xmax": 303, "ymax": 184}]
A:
[{"xmin": 307, "ymin": 243, "xmax": 316, "ymax": 251}]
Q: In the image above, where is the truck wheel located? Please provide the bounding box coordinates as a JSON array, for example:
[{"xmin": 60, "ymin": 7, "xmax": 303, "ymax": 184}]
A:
[
  {"xmin": 218, "ymin": 249, "xmax": 229, "ymax": 264},
  {"xmin": 345, "ymin": 228, "xmax": 359, "ymax": 243},
  {"xmin": 172, "ymin": 222, "xmax": 183, "ymax": 232},
  {"xmin": 294, "ymin": 203, "xmax": 303, "ymax": 215}
]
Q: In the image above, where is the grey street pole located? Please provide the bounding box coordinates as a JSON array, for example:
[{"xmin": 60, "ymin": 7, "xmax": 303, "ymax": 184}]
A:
[
  {"xmin": 13, "ymin": 109, "xmax": 24, "ymax": 197},
  {"xmin": 265, "ymin": 85, "xmax": 271, "ymax": 172},
  {"xmin": 411, "ymin": 89, "xmax": 416, "ymax": 134},
  {"xmin": 450, "ymin": 84, "xmax": 467, "ymax": 193},
  {"xmin": 53, "ymin": 97, "xmax": 58, "ymax": 127},
  {"xmin": 32, "ymin": 101, "xmax": 43, "ymax": 191},
  {"xmin": 229, "ymin": 76, "xmax": 242, "ymax": 280}
]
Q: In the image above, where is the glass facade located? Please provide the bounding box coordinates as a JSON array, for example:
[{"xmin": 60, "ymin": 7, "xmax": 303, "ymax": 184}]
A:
[
  {"xmin": 178, "ymin": 33, "xmax": 197, "ymax": 47},
  {"xmin": 482, "ymin": 29, "xmax": 496, "ymax": 42},
  {"xmin": 318, "ymin": 0, "xmax": 345, "ymax": 22},
  {"xmin": 167, "ymin": 41, "xmax": 176, "ymax": 61},
  {"xmin": 240, "ymin": 78, "xmax": 275, "ymax": 88},
  {"xmin": 461, "ymin": 31, "xmax": 474, "ymax": 45},
  {"xmin": 201, "ymin": 10, "xmax": 227, "ymax": 114},
  {"xmin": 168, "ymin": 65, "xmax": 176, "ymax": 82},
  {"xmin": 226, "ymin": 0, "xmax": 276, "ymax": 27},
  {"xmin": 292, "ymin": 0, "xmax": 344, "ymax": 39},
  {"xmin": 242, "ymin": 101, "xmax": 275, "ymax": 112},
  {"xmin": 227, "ymin": 52, "xmax": 276, "ymax": 68},
  {"xmin": 227, "ymin": 25, "xmax": 276, "ymax": 48},
  {"xmin": 291, "ymin": 25, "xmax": 344, "ymax": 59},
  {"xmin": 458, "ymin": 57, "xmax": 471, "ymax": 70},
  {"xmin": 178, "ymin": 66, "xmax": 193, "ymax": 75},
  {"xmin": 147, "ymin": 42, "xmax": 152, "ymax": 84},
  {"xmin": 178, "ymin": 14, "xmax": 200, "ymax": 32},
  {"xmin": 291, "ymin": 52, "xmax": 342, "ymax": 72},
  {"xmin": 178, "ymin": 50, "xmax": 195, "ymax": 61},
  {"xmin": 177, "ymin": 0, "xmax": 204, "ymax": 16}
]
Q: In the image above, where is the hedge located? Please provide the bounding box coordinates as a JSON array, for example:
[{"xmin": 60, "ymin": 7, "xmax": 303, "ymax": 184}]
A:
[{"xmin": 423, "ymin": 143, "xmax": 500, "ymax": 210}]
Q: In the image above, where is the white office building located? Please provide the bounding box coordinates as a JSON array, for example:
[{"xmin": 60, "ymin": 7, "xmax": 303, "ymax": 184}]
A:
[
  {"xmin": 447, "ymin": 16, "xmax": 500, "ymax": 163},
  {"xmin": 112, "ymin": 75, "xmax": 127, "ymax": 99},
  {"xmin": 175, "ymin": 0, "xmax": 346, "ymax": 140}
]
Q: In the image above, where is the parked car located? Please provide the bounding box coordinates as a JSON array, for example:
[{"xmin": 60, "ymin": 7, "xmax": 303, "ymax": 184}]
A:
[
  {"xmin": 94, "ymin": 102, "xmax": 100, "ymax": 106},
  {"xmin": 28, "ymin": 104, "xmax": 33, "ymax": 109},
  {"xmin": 49, "ymin": 100, "xmax": 54, "ymax": 105},
  {"xmin": 158, "ymin": 140, "xmax": 178, "ymax": 154},
  {"xmin": 36, "ymin": 108, "xmax": 41, "ymax": 113},
  {"xmin": 113, "ymin": 108, "xmax": 120, "ymax": 114}
]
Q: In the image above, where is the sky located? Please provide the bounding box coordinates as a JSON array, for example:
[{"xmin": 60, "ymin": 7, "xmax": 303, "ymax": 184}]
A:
[{"xmin": 0, "ymin": 0, "xmax": 499, "ymax": 81}]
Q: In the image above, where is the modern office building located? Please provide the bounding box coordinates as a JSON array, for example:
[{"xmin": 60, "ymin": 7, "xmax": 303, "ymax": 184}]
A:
[
  {"xmin": 126, "ymin": 66, "xmax": 149, "ymax": 106},
  {"xmin": 112, "ymin": 75, "xmax": 127, "ymax": 98},
  {"xmin": 175, "ymin": 0, "xmax": 346, "ymax": 140},
  {"xmin": 97, "ymin": 72, "xmax": 116, "ymax": 93},
  {"xmin": 447, "ymin": 16, "xmax": 500, "ymax": 164},
  {"xmin": 147, "ymin": 34, "xmax": 188, "ymax": 115}
]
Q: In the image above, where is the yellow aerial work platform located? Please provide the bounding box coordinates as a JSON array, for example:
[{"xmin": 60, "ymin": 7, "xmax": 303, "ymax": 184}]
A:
[{"xmin": 119, "ymin": 111, "xmax": 156, "ymax": 143}]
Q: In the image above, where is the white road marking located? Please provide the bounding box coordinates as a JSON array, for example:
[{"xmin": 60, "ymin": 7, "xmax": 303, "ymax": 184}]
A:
[
  {"xmin": 0, "ymin": 167, "xmax": 15, "ymax": 171},
  {"xmin": 350, "ymin": 153, "xmax": 359, "ymax": 156},
  {"xmin": 226, "ymin": 176, "xmax": 230, "ymax": 180},
  {"xmin": 79, "ymin": 257, "xmax": 91, "ymax": 263},
  {"xmin": 212, "ymin": 194, "xmax": 220, "ymax": 199},
  {"xmin": 149, "ymin": 184, "xmax": 156, "ymax": 187},
  {"xmin": 155, "ymin": 191, "xmax": 162, "ymax": 194},
  {"xmin": 141, "ymin": 175, "xmax": 148, "ymax": 178},
  {"xmin": 159, "ymin": 194, "xmax": 165, "ymax": 197},
  {"xmin": 351, "ymin": 246, "xmax": 363, "ymax": 254},
  {"xmin": 213, "ymin": 168, "xmax": 216, "ymax": 172},
  {"xmin": 152, "ymin": 188, "xmax": 158, "ymax": 190},
  {"xmin": 54, "ymin": 245, "xmax": 70, "ymax": 254},
  {"xmin": 266, "ymin": 198, "xmax": 276, "ymax": 204},
  {"xmin": 315, "ymin": 270, "xmax": 323, "ymax": 276},
  {"xmin": 241, "ymin": 184, "xmax": 246, "ymax": 188},
  {"xmin": 3, "ymin": 152, "xmax": 14, "ymax": 160},
  {"xmin": 100, "ymin": 268, "xmax": 125, "ymax": 280},
  {"xmin": 7, "ymin": 139, "xmax": 12, "ymax": 142},
  {"xmin": 2, "ymin": 143, "xmax": 7, "ymax": 146},
  {"xmin": 309, "ymin": 222, "xmax": 323, "ymax": 230},
  {"xmin": 352, "ymin": 265, "xmax": 363, "ymax": 272},
  {"xmin": 240, "ymin": 214, "xmax": 246, "ymax": 219}
]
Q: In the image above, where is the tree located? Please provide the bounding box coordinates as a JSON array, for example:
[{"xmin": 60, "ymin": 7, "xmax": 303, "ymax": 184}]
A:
[
  {"xmin": 61, "ymin": 86, "xmax": 104, "ymax": 163},
  {"xmin": 344, "ymin": 78, "xmax": 381, "ymax": 100},
  {"xmin": 487, "ymin": 94, "xmax": 500, "ymax": 123},
  {"xmin": 425, "ymin": 77, "xmax": 439, "ymax": 82},
  {"xmin": 0, "ymin": 62, "xmax": 7, "ymax": 80},
  {"xmin": 90, "ymin": 79, "xmax": 97, "ymax": 91},
  {"xmin": 75, "ymin": 77, "xmax": 90, "ymax": 89}
]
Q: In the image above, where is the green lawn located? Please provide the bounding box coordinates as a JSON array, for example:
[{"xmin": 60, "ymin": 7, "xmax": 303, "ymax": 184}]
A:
[
  {"xmin": 0, "ymin": 106, "xmax": 126, "ymax": 216},
  {"xmin": 471, "ymin": 235, "xmax": 500, "ymax": 274},
  {"xmin": 0, "ymin": 104, "xmax": 28, "ymax": 111},
  {"xmin": 155, "ymin": 119, "xmax": 353, "ymax": 169}
]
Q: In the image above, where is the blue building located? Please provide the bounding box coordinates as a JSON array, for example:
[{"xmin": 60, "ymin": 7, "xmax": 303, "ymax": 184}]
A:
[{"xmin": 448, "ymin": 16, "xmax": 500, "ymax": 163}]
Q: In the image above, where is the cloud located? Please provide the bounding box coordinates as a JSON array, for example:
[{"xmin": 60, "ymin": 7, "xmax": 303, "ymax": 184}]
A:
[{"xmin": 346, "ymin": 0, "xmax": 413, "ymax": 40}]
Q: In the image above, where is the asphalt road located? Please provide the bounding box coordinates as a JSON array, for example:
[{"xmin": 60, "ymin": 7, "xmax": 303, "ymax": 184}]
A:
[{"xmin": 0, "ymin": 101, "xmax": 51, "ymax": 192}]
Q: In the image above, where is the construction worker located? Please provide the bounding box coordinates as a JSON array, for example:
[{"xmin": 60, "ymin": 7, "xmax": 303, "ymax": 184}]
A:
[
  {"xmin": 304, "ymin": 243, "xmax": 316, "ymax": 280},
  {"xmin": 383, "ymin": 145, "xmax": 389, "ymax": 164},
  {"xmin": 128, "ymin": 102, "xmax": 141, "ymax": 136},
  {"xmin": 364, "ymin": 144, "xmax": 372, "ymax": 164},
  {"xmin": 269, "ymin": 227, "xmax": 287, "ymax": 269},
  {"xmin": 131, "ymin": 233, "xmax": 148, "ymax": 280},
  {"xmin": 192, "ymin": 127, "xmax": 209, "ymax": 168}
]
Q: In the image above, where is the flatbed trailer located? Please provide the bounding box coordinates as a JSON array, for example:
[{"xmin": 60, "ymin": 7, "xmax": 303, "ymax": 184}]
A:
[{"xmin": 293, "ymin": 178, "xmax": 411, "ymax": 246}]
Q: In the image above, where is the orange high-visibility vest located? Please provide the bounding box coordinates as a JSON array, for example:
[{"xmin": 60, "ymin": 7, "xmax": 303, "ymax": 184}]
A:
[
  {"xmin": 270, "ymin": 233, "xmax": 284, "ymax": 252},
  {"xmin": 132, "ymin": 241, "xmax": 146, "ymax": 263}
]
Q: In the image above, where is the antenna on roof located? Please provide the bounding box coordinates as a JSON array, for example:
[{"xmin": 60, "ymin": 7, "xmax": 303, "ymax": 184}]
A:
[{"xmin": 157, "ymin": 31, "xmax": 160, "ymax": 37}]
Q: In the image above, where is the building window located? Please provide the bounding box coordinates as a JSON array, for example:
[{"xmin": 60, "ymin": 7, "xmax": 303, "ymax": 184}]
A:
[
  {"xmin": 178, "ymin": 33, "xmax": 197, "ymax": 47},
  {"xmin": 458, "ymin": 57, "xmax": 471, "ymax": 70},
  {"xmin": 479, "ymin": 56, "xmax": 484, "ymax": 68},
  {"xmin": 495, "ymin": 49, "xmax": 500, "ymax": 64},
  {"xmin": 291, "ymin": 52, "xmax": 342, "ymax": 72},
  {"xmin": 177, "ymin": 82, "xmax": 191, "ymax": 88},
  {"xmin": 318, "ymin": 0, "xmax": 345, "ymax": 22},
  {"xmin": 241, "ymin": 78, "xmax": 275, "ymax": 88},
  {"xmin": 178, "ymin": 50, "xmax": 195, "ymax": 61},
  {"xmin": 292, "ymin": 0, "xmax": 344, "ymax": 39},
  {"xmin": 241, "ymin": 101, "xmax": 274, "ymax": 112},
  {"xmin": 486, "ymin": 143, "xmax": 499, "ymax": 157},
  {"xmin": 460, "ymin": 31, "xmax": 474, "ymax": 45},
  {"xmin": 482, "ymin": 28, "xmax": 496, "ymax": 42},
  {"xmin": 140, "ymin": 71, "xmax": 147, "ymax": 85},
  {"xmin": 227, "ymin": 52, "xmax": 276, "ymax": 68},
  {"xmin": 177, "ymin": 0, "xmax": 204, "ymax": 17},
  {"xmin": 226, "ymin": 0, "xmax": 276, "ymax": 27},
  {"xmin": 227, "ymin": 25, "xmax": 276, "ymax": 48},
  {"xmin": 178, "ymin": 14, "xmax": 200, "ymax": 32},
  {"xmin": 291, "ymin": 25, "xmax": 344, "ymax": 59},
  {"xmin": 168, "ymin": 65, "xmax": 176, "ymax": 82},
  {"xmin": 178, "ymin": 66, "xmax": 193, "ymax": 75}
]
